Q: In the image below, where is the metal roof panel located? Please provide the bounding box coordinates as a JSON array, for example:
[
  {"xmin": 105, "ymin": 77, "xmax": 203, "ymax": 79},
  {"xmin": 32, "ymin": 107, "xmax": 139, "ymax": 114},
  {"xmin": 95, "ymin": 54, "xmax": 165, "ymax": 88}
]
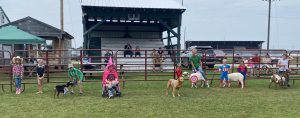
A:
[{"xmin": 81, "ymin": 0, "xmax": 185, "ymax": 10}]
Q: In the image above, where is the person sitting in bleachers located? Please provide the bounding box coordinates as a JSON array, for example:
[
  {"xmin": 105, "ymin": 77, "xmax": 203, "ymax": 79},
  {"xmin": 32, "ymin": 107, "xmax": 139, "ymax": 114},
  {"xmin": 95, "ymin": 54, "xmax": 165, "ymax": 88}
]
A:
[
  {"xmin": 152, "ymin": 48, "xmax": 163, "ymax": 72},
  {"xmin": 124, "ymin": 43, "xmax": 133, "ymax": 57},
  {"xmin": 104, "ymin": 50, "xmax": 112, "ymax": 63},
  {"xmin": 135, "ymin": 46, "xmax": 141, "ymax": 57}
]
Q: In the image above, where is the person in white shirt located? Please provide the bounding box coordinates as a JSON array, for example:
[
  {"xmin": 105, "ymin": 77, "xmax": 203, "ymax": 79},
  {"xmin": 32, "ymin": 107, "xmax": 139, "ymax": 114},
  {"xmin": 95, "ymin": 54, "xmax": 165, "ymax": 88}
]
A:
[{"xmin": 277, "ymin": 54, "xmax": 293, "ymax": 87}]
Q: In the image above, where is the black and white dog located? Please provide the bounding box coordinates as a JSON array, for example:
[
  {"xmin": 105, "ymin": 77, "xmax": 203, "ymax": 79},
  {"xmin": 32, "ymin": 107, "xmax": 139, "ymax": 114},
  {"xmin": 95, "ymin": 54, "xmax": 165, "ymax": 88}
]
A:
[{"xmin": 54, "ymin": 81, "xmax": 74, "ymax": 98}]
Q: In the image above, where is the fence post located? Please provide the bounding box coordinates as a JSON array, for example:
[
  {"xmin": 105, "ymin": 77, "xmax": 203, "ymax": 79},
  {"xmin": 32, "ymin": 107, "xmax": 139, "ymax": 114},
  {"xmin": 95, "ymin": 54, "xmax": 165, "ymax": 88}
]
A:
[
  {"xmin": 115, "ymin": 50, "xmax": 117, "ymax": 71},
  {"xmin": 230, "ymin": 49, "xmax": 235, "ymax": 73},
  {"xmin": 80, "ymin": 50, "xmax": 83, "ymax": 72},
  {"xmin": 145, "ymin": 50, "xmax": 147, "ymax": 81},
  {"xmin": 258, "ymin": 50, "xmax": 262, "ymax": 79},
  {"xmin": 204, "ymin": 50, "xmax": 207, "ymax": 75},
  {"xmin": 297, "ymin": 52, "xmax": 299, "ymax": 68},
  {"xmin": 10, "ymin": 52, "xmax": 12, "ymax": 92},
  {"xmin": 203, "ymin": 50, "xmax": 206, "ymax": 73},
  {"xmin": 173, "ymin": 50, "xmax": 176, "ymax": 79},
  {"xmin": 46, "ymin": 51, "xmax": 50, "ymax": 83}
]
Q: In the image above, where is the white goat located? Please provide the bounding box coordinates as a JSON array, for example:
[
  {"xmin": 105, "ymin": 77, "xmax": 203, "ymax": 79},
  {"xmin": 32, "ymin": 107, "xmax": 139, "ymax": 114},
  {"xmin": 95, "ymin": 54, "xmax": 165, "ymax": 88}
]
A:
[
  {"xmin": 183, "ymin": 71, "xmax": 209, "ymax": 88},
  {"xmin": 269, "ymin": 74, "xmax": 286, "ymax": 88},
  {"xmin": 223, "ymin": 73, "xmax": 244, "ymax": 88}
]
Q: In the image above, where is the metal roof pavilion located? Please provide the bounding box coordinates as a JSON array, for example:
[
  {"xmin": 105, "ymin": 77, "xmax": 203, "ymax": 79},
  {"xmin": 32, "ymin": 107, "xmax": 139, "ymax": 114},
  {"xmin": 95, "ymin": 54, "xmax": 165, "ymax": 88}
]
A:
[{"xmin": 81, "ymin": 0, "xmax": 185, "ymax": 10}]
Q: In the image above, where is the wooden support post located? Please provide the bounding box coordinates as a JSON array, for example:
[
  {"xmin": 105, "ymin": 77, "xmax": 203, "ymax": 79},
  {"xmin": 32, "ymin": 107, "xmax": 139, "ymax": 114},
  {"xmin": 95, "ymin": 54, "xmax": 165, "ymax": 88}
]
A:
[
  {"xmin": 176, "ymin": 15, "xmax": 182, "ymax": 62},
  {"xmin": 84, "ymin": 20, "xmax": 105, "ymax": 36},
  {"xmin": 46, "ymin": 51, "xmax": 50, "ymax": 83},
  {"xmin": 145, "ymin": 50, "xmax": 147, "ymax": 81},
  {"xmin": 158, "ymin": 19, "xmax": 179, "ymax": 38},
  {"xmin": 167, "ymin": 31, "xmax": 171, "ymax": 49}
]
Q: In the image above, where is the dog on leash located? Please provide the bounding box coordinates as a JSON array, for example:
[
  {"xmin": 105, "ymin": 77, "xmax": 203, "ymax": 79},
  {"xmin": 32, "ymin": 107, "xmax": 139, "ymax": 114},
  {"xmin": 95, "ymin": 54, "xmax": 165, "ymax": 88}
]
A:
[
  {"xmin": 165, "ymin": 77, "xmax": 184, "ymax": 97},
  {"xmin": 183, "ymin": 71, "xmax": 209, "ymax": 88},
  {"xmin": 54, "ymin": 81, "xmax": 74, "ymax": 98},
  {"xmin": 223, "ymin": 73, "xmax": 244, "ymax": 88}
]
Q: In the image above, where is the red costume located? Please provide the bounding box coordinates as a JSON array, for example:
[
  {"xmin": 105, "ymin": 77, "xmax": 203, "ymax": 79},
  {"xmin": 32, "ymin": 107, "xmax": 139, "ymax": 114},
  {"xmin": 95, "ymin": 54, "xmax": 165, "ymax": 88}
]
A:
[{"xmin": 175, "ymin": 67, "xmax": 182, "ymax": 79}]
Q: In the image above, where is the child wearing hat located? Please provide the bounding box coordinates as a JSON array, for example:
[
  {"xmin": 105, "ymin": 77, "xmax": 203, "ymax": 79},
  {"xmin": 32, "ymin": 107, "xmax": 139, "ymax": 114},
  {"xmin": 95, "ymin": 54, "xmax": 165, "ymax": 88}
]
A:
[
  {"xmin": 12, "ymin": 56, "xmax": 24, "ymax": 95},
  {"xmin": 68, "ymin": 64, "xmax": 84, "ymax": 95},
  {"xmin": 102, "ymin": 57, "xmax": 120, "ymax": 98}
]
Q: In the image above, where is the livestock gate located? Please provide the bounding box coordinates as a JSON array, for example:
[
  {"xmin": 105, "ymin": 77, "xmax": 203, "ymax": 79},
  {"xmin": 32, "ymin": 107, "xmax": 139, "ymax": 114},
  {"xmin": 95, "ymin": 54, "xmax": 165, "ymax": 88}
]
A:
[{"xmin": 1, "ymin": 49, "xmax": 300, "ymax": 92}]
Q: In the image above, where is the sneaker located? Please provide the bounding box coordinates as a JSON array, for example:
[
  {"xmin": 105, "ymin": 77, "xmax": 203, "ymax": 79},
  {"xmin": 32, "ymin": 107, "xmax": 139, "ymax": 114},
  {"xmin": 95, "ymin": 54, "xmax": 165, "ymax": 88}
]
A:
[
  {"xmin": 79, "ymin": 92, "xmax": 83, "ymax": 95},
  {"xmin": 17, "ymin": 89, "xmax": 20, "ymax": 94}
]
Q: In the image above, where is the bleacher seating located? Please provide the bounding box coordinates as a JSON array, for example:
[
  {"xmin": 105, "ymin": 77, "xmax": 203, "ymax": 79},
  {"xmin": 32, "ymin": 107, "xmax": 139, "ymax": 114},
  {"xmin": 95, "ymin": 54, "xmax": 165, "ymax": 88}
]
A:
[{"xmin": 101, "ymin": 38, "xmax": 175, "ymax": 72}]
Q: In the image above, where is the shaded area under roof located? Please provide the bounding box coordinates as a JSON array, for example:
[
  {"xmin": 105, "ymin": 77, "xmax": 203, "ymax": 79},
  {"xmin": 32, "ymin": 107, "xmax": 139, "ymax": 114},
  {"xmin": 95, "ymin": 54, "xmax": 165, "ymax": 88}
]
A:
[
  {"xmin": 81, "ymin": 0, "xmax": 185, "ymax": 10},
  {"xmin": 0, "ymin": 26, "xmax": 45, "ymax": 44}
]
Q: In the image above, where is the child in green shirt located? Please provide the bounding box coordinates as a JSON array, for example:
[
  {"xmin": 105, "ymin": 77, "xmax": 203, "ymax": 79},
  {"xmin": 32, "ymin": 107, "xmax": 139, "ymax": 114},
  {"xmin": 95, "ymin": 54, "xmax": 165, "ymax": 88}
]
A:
[
  {"xmin": 68, "ymin": 64, "xmax": 84, "ymax": 95},
  {"xmin": 189, "ymin": 48, "xmax": 208, "ymax": 79}
]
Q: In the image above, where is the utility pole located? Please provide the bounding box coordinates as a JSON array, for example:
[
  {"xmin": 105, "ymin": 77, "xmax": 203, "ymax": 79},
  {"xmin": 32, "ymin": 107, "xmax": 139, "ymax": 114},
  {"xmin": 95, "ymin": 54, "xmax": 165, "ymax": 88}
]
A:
[
  {"xmin": 60, "ymin": 0, "xmax": 64, "ymax": 31},
  {"xmin": 59, "ymin": 0, "xmax": 64, "ymax": 66},
  {"xmin": 183, "ymin": 27, "xmax": 186, "ymax": 49},
  {"xmin": 263, "ymin": 0, "xmax": 279, "ymax": 50},
  {"xmin": 267, "ymin": 0, "xmax": 271, "ymax": 50}
]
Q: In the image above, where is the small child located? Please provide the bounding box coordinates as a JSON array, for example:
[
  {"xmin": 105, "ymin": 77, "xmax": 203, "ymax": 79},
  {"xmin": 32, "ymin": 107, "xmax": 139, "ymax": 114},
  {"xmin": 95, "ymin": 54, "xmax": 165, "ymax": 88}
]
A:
[
  {"xmin": 237, "ymin": 61, "xmax": 247, "ymax": 86},
  {"xmin": 216, "ymin": 59, "xmax": 231, "ymax": 87},
  {"xmin": 12, "ymin": 56, "xmax": 24, "ymax": 95},
  {"xmin": 36, "ymin": 59, "xmax": 45, "ymax": 94},
  {"xmin": 175, "ymin": 63, "xmax": 183, "ymax": 80}
]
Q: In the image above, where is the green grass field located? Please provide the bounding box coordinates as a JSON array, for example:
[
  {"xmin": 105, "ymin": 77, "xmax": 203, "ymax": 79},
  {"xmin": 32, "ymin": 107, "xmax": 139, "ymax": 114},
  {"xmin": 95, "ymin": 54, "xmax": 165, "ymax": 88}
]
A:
[{"xmin": 1, "ymin": 74, "xmax": 300, "ymax": 118}]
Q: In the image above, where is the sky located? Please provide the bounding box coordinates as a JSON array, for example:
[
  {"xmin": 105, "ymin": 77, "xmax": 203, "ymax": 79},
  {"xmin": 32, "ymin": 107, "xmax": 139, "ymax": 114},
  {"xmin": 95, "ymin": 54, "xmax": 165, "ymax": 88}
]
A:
[{"xmin": 0, "ymin": 0, "xmax": 299, "ymax": 49}]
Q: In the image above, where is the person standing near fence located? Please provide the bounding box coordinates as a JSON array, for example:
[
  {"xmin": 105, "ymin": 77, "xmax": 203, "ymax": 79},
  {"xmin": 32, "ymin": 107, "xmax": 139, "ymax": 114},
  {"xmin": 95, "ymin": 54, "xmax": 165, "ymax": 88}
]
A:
[
  {"xmin": 36, "ymin": 59, "xmax": 45, "ymax": 94},
  {"xmin": 28, "ymin": 55, "xmax": 37, "ymax": 77},
  {"xmin": 237, "ymin": 61, "xmax": 247, "ymax": 86},
  {"xmin": 190, "ymin": 48, "xmax": 207, "ymax": 79},
  {"xmin": 104, "ymin": 50, "xmax": 112, "ymax": 63},
  {"xmin": 175, "ymin": 63, "xmax": 183, "ymax": 80},
  {"xmin": 68, "ymin": 64, "xmax": 84, "ymax": 95},
  {"xmin": 12, "ymin": 56, "xmax": 24, "ymax": 95},
  {"xmin": 215, "ymin": 59, "xmax": 231, "ymax": 87},
  {"xmin": 277, "ymin": 54, "xmax": 293, "ymax": 87}
]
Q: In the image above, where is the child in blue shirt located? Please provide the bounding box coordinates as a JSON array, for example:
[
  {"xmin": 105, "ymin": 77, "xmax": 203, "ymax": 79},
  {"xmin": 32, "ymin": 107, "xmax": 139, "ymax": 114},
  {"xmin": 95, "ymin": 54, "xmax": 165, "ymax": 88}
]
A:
[{"xmin": 216, "ymin": 59, "xmax": 231, "ymax": 87}]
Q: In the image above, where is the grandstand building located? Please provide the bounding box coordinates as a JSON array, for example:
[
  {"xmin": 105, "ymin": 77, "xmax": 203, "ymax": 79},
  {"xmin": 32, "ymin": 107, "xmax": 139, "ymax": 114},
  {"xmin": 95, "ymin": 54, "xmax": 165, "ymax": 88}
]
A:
[{"xmin": 81, "ymin": 0, "xmax": 186, "ymax": 71}]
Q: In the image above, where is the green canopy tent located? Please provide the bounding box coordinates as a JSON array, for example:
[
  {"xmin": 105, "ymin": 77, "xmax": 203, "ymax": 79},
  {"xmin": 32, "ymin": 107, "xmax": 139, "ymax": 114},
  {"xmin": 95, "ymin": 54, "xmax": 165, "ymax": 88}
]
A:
[
  {"xmin": 0, "ymin": 26, "xmax": 46, "ymax": 58},
  {"xmin": 0, "ymin": 26, "xmax": 45, "ymax": 44}
]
